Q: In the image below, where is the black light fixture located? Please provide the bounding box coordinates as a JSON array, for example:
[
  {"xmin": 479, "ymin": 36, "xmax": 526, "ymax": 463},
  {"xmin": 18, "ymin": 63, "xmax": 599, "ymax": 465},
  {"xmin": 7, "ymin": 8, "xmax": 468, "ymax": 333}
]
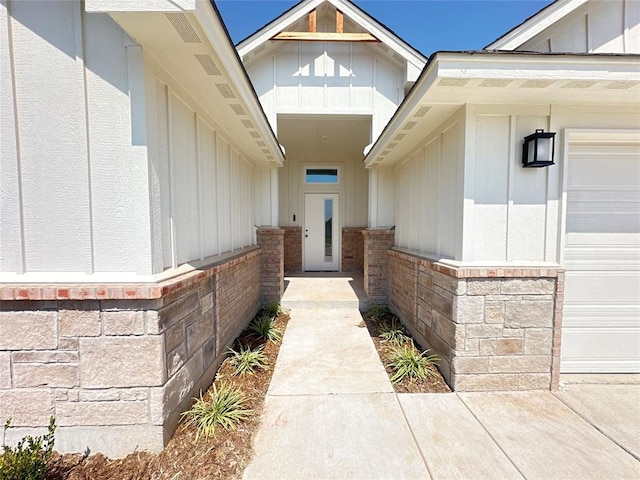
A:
[{"xmin": 522, "ymin": 129, "xmax": 556, "ymax": 167}]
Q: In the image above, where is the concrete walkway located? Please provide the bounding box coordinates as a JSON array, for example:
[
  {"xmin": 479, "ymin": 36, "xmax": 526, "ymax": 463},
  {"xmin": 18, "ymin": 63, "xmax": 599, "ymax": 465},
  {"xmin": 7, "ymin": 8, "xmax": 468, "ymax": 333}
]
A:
[{"xmin": 243, "ymin": 275, "xmax": 640, "ymax": 480}]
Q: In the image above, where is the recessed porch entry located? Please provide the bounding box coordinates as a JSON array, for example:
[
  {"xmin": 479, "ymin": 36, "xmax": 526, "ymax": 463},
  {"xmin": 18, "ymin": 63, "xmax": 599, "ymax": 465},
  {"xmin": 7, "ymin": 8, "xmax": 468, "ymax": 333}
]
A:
[{"xmin": 304, "ymin": 193, "xmax": 339, "ymax": 271}]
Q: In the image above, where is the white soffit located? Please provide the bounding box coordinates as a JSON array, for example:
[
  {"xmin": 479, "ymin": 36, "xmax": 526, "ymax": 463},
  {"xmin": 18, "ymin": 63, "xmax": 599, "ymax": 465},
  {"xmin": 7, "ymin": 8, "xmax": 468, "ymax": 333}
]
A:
[
  {"xmin": 236, "ymin": 0, "xmax": 426, "ymax": 70},
  {"xmin": 485, "ymin": 0, "xmax": 589, "ymax": 51},
  {"xmin": 85, "ymin": 0, "xmax": 284, "ymax": 167},
  {"xmin": 364, "ymin": 52, "xmax": 640, "ymax": 168}
]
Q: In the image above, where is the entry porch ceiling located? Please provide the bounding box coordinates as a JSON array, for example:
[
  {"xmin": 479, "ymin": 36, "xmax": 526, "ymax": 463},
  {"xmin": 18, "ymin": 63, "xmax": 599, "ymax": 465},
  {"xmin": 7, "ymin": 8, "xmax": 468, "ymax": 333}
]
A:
[
  {"xmin": 365, "ymin": 52, "xmax": 640, "ymax": 168},
  {"xmin": 278, "ymin": 115, "xmax": 371, "ymax": 157}
]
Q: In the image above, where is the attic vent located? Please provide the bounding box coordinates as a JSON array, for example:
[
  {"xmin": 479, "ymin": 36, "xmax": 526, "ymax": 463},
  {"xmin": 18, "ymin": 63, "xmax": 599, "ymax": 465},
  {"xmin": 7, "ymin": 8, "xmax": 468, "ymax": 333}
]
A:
[
  {"xmin": 480, "ymin": 79, "xmax": 512, "ymax": 88},
  {"xmin": 521, "ymin": 79, "xmax": 554, "ymax": 88},
  {"xmin": 216, "ymin": 84, "xmax": 236, "ymax": 99},
  {"xmin": 242, "ymin": 120, "xmax": 254, "ymax": 128},
  {"xmin": 414, "ymin": 106, "xmax": 431, "ymax": 117},
  {"xmin": 256, "ymin": 141, "xmax": 266, "ymax": 147},
  {"xmin": 403, "ymin": 121, "xmax": 417, "ymax": 130},
  {"xmin": 562, "ymin": 80, "xmax": 596, "ymax": 89},
  {"xmin": 261, "ymin": 148, "xmax": 270, "ymax": 154},
  {"xmin": 602, "ymin": 81, "xmax": 636, "ymax": 90},
  {"xmin": 230, "ymin": 104, "xmax": 246, "ymax": 115},
  {"xmin": 394, "ymin": 134, "xmax": 406, "ymax": 141},
  {"xmin": 165, "ymin": 13, "xmax": 201, "ymax": 43},
  {"xmin": 250, "ymin": 131, "xmax": 261, "ymax": 138},
  {"xmin": 194, "ymin": 54, "xmax": 220, "ymax": 75},
  {"xmin": 387, "ymin": 143, "xmax": 397, "ymax": 149},
  {"xmin": 438, "ymin": 78, "xmax": 469, "ymax": 87}
]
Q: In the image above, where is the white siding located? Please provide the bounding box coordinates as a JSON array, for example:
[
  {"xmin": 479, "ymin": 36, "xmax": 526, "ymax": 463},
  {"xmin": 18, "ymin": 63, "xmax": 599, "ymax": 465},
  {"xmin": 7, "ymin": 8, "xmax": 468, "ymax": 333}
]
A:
[
  {"xmin": 0, "ymin": 1, "xmax": 153, "ymax": 279},
  {"xmin": 392, "ymin": 110, "xmax": 465, "ymax": 260},
  {"xmin": 245, "ymin": 42, "xmax": 403, "ymax": 141},
  {"xmin": 147, "ymin": 60, "xmax": 257, "ymax": 269},
  {"xmin": 520, "ymin": 0, "xmax": 640, "ymax": 53}
]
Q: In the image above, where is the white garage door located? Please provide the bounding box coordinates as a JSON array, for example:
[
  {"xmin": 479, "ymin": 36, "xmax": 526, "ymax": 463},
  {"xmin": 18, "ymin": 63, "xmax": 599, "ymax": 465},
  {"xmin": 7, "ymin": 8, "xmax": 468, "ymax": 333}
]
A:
[{"xmin": 561, "ymin": 131, "xmax": 640, "ymax": 373}]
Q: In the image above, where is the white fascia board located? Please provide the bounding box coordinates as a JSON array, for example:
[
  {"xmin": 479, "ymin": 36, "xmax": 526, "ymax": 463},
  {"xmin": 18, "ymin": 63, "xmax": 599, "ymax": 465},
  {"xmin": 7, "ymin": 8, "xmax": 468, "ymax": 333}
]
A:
[
  {"xmin": 85, "ymin": 0, "xmax": 197, "ymax": 12},
  {"xmin": 485, "ymin": 0, "xmax": 589, "ymax": 51},
  {"xmin": 237, "ymin": 0, "xmax": 426, "ymax": 68},
  {"xmin": 194, "ymin": 3, "xmax": 285, "ymax": 166},
  {"xmin": 436, "ymin": 55, "xmax": 640, "ymax": 81},
  {"xmin": 237, "ymin": 0, "xmax": 326, "ymax": 57},
  {"xmin": 363, "ymin": 59, "xmax": 439, "ymax": 168}
]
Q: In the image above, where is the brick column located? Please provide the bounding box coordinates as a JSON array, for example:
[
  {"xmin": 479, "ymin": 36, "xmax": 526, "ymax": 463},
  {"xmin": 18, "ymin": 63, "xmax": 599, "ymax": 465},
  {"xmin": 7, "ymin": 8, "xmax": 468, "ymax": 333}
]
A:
[
  {"xmin": 256, "ymin": 227, "xmax": 285, "ymax": 304},
  {"xmin": 362, "ymin": 228, "xmax": 395, "ymax": 304}
]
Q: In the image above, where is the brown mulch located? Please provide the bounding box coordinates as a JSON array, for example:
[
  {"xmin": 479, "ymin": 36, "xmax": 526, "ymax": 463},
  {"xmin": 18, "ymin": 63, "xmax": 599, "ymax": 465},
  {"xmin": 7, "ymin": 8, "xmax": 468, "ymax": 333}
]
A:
[
  {"xmin": 46, "ymin": 311, "xmax": 290, "ymax": 480},
  {"xmin": 361, "ymin": 310, "xmax": 451, "ymax": 394}
]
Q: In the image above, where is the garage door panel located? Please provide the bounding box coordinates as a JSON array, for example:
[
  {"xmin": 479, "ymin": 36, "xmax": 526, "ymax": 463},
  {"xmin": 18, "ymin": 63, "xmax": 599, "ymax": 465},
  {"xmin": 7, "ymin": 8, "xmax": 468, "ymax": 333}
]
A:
[
  {"xmin": 561, "ymin": 328, "xmax": 640, "ymax": 373},
  {"xmin": 561, "ymin": 134, "xmax": 640, "ymax": 373},
  {"xmin": 564, "ymin": 271, "xmax": 640, "ymax": 304}
]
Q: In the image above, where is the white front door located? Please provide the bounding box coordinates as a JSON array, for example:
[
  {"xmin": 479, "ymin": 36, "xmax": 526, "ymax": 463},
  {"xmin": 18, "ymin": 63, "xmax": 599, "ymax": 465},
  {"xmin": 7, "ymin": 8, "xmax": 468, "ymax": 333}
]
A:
[{"xmin": 304, "ymin": 193, "xmax": 339, "ymax": 271}]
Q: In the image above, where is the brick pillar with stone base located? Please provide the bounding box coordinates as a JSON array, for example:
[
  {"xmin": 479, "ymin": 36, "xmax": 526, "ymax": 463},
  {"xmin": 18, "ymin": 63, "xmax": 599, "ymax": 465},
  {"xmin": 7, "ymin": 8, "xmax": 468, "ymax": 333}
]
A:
[
  {"xmin": 363, "ymin": 229, "xmax": 395, "ymax": 305},
  {"xmin": 256, "ymin": 227, "xmax": 285, "ymax": 304}
]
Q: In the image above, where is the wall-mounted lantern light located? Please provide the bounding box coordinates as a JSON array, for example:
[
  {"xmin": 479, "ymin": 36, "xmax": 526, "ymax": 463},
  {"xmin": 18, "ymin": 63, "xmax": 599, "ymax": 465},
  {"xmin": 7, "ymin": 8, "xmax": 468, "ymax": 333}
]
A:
[{"xmin": 522, "ymin": 129, "xmax": 556, "ymax": 167}]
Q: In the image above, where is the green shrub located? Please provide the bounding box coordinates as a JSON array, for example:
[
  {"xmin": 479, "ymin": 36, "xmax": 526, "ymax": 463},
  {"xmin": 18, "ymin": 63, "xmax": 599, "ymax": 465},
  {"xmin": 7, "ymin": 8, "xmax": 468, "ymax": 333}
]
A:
[
  {"xmin": 227, "ymin": 344, "xmax": 268, "ymax": 376},
  {"xmin": 249, "ymin": 313, "xmax": 282, "ymax": 343},
  {"xmin": 0, "ymin": 416, "xmax": 56, "ymax": 480},
  {"xmin": 379, "ymin": 317, "xmax": 409, "ymax": 345},
  {"xmin": 386, "ymin": 342, "xmax": 439, "ymax": 384},
  {"xmin": 368, "ymin": 304, "xmax": 390, "ymax": 320},
  {"xmin": 181, "ymin": 383, "xmax": 252, "ymax": 441},
  {"xmin": 263, "ymin": 300, "xmax": 283, "ymax": 318}
]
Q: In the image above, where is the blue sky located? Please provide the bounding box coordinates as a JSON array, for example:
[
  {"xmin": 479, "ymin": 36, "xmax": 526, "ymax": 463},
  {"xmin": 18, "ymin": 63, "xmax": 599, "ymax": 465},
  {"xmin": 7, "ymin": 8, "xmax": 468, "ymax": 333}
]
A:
[{"xmin": 216, "ymin": 0, "xmax": 552, "ymax": 57}]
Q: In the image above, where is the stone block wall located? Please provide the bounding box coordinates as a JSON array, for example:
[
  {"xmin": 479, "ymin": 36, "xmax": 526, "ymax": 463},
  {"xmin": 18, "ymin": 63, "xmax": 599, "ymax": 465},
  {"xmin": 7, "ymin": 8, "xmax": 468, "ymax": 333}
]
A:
[
  {"xmin": 256, "ymin": 228, "xmax": 284, "ymax": 303},
  {"xmin": 388, "ymin": 248, "xmax": 564, "ymax": 392},
  {"xmin": 341, "ymin": 228, "xmax": 364, "ymax": 272},
  {"xmin": 282, "ymin": 227, "xmax": 302, "ymax": 273},
  {"xmin": 0, "ymin": 248, "xmax": 260, "ymax": 458},
  {"xmin": 363, "ymin": 229, "xmax": 395, "ymax": 304}
]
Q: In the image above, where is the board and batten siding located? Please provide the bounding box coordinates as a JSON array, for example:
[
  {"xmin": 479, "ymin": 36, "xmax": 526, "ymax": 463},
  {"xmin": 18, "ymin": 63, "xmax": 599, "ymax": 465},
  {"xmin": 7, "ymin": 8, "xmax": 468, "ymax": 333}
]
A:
[
  {"xmin": 278, "ymin": 152, "xmax": 368, "ymax": 229},
  {"xmin": 245, "ymin": 42, "xmax": 403, "ymax": 142},
  {"xmin": 519, "ymin": 0, "xmax": 640, "ymax": 53},
  {"xmin": 146, "ymin": 57, "xmax": 260, "ymax": 272},
  {"xmin": 463, "ymin": 106, "xmax": 556, "ymax": 263},
  {"xmin": 1, "ymin": 1, "xmax": 154, "ymax": 280},
  {"xmin": 392, "ymin": 109, "xmax": 465, "ymax": 260}
]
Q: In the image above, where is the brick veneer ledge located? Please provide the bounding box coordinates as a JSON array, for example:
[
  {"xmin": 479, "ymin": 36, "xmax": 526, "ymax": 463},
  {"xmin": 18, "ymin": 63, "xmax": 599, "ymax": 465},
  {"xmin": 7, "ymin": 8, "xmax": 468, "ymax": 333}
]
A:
[{"xmin": 0, "ymin": 247, "xmax": 260, "ymax": 301}]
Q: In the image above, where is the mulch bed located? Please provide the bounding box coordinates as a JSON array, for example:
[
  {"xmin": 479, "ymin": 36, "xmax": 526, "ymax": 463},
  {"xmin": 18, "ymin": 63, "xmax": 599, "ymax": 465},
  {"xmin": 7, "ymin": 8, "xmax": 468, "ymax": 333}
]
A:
[
  {"xmin": 46, "ymin": 311, "xmax": 290, "ymax": 480},
  {"xmin": 361, "ymin": 310, "xmax": 451, "ymax": 394}
]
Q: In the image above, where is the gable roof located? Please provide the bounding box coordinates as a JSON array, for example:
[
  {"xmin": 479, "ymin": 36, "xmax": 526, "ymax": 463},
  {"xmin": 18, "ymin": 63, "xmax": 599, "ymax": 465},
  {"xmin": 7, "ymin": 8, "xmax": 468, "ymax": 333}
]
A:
[
  {"xmin": 236, "ymin": 0, "xmax": 426, "ymax": 70},
  {"xmin": 485, "ymin": 0, "xmax": 588, "ymax": 51}
]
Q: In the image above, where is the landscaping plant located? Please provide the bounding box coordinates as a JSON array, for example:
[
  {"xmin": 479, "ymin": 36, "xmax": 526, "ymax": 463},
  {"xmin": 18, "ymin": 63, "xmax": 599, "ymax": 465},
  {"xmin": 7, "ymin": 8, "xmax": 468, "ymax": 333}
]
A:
[
  {"xmin": 227, "ymin": 344, "xmax": 269, "ymax": 376},
  {"xmin": 386, "ymin": 342, "xmax": 440, "ymax": 384},
  {"xmin": 181, "ymin": 382, "xmax": 252, "ymax": 442},
  {"xmin": 379, "ymin": 317, "xmax": 409, "ymax": 345},
  {"xmin": 0, "ymin": 416, "xmax": 56, "ymax": 480},
  {"xmin": 249, "ymin": 313, "xmax": 282, "ymax": 343},
  {"xmin": 368, "ymin": 304, "xmax": 390, "ymax": 320},
  {"xmin": 263, "ymin": 300, "xmax": 283, "ymax": 318}
]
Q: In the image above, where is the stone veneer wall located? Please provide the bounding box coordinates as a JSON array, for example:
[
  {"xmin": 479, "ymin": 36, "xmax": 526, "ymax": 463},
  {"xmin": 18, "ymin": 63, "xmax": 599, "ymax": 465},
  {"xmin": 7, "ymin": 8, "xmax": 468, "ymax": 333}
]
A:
[
  {"xmin": 363, "ymin": 229, "xmax": 395, "ymax": 304},
  {"xmin": 388, "ymin": 248, "xmax": 564, "ymax": 392},
  {"xmin": 282, "ymin": 226, "xmax": 302, "ymax": 273},
  {"xmin": 342, "ymin": 228, "xmax": 364, "ymax": 272},
  {"xmin": 0, "ymin": 248, "xmax": 261, "ymax": 458}
]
